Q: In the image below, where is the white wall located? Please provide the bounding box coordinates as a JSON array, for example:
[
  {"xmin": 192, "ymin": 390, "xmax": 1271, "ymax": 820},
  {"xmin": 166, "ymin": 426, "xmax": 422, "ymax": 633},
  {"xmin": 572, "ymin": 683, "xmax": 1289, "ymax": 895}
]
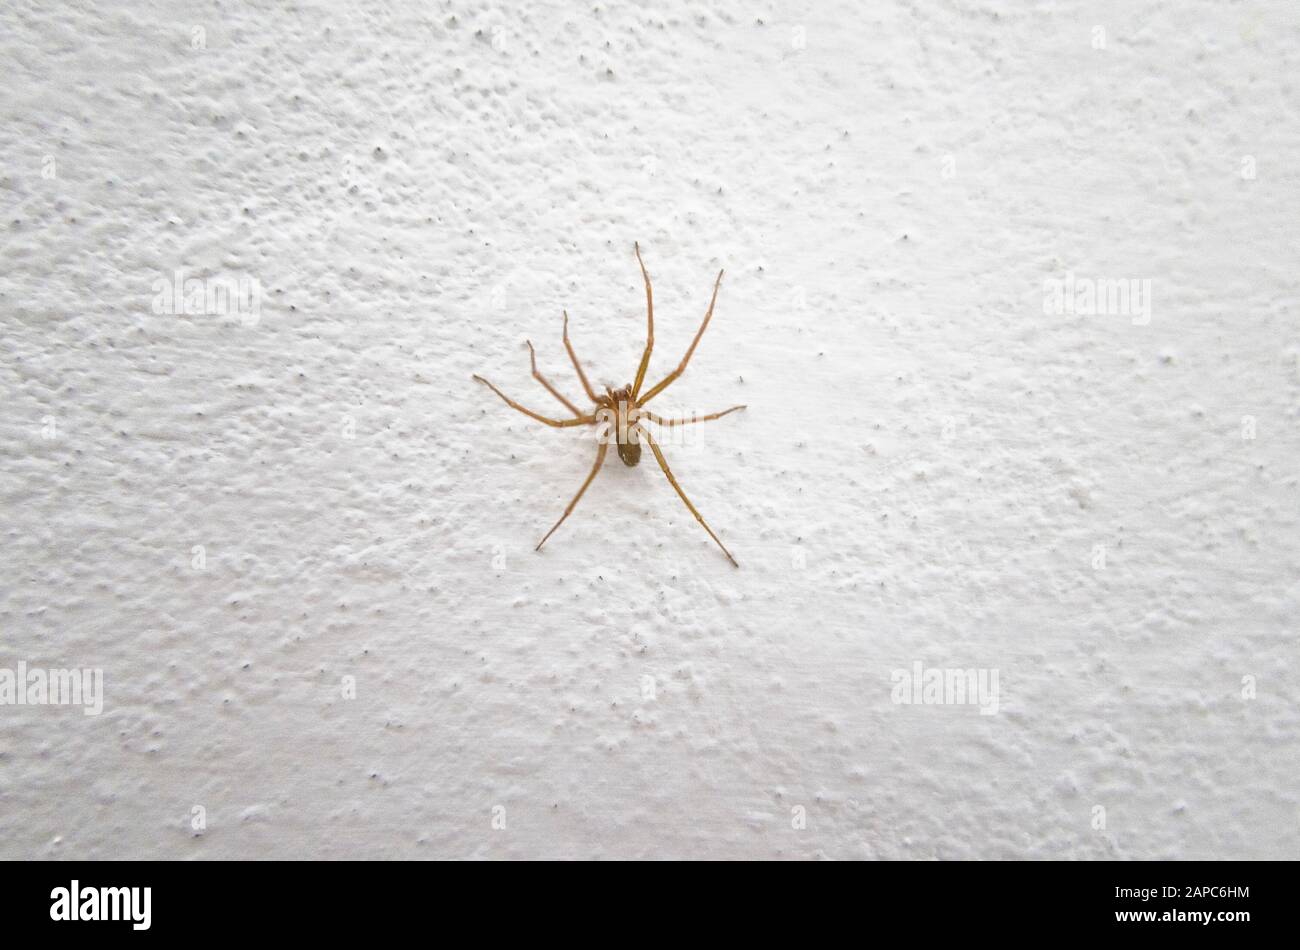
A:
[{"xmin": 1, "ymin": 0, "xmax": 1296, "ymax": 859}]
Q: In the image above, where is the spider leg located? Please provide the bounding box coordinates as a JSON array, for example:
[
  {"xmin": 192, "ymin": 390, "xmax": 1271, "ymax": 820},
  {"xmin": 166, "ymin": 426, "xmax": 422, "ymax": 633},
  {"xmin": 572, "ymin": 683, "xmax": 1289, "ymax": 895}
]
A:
[
  {"xmin": 636, "ymin": 268, "xmax": 724, "ymax": 406},
  {"xmin": 562, "ymin": 311, "xmax": 600, "ymax": 403},
  {"xmin": 472, "ymin": 375, "xmax": 594, "ymax": 427},
  {"xmin": 536, "ymin": 440, "xmax": 609, "ymax": 550},
  {"xmin": 639, "ymin": 405, "xmax": 746, "ymax": 427},
  {"xmin": 631, "ymin": 242, "xmax": 654, "ymax": 399},
  {"xmin": 526, "ymin": 340, "xmax": 582, "ymax": 416},
  {"xmin": 635, "ymin": 424, "xmax": 738, "ymax": 567}
]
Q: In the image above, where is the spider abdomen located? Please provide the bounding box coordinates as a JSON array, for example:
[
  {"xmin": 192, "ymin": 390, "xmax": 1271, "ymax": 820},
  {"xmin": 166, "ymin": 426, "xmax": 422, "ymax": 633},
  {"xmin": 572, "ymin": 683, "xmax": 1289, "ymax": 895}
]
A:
[{"xmin": 617, "ymin": 438, "xmax": 642, "ymax": 467}]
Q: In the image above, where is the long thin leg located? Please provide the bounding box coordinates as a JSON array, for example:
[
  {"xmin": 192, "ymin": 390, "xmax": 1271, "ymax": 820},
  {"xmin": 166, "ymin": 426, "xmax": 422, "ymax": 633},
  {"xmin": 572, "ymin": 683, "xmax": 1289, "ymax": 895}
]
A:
[
  {"xmin": 637, "ymin": 268, "xmax": 724, "ymax": 406},
  {"xmin": 527, "ymin": 341, "xmax": 582, "ymax": 416},
  {"xmin": 631, "ymin": 242, "xmax": 654, "ymax": 398},
  {"xmin": 636, "ymin": 424, "xmax": 738, "ymax": 567},
  {"xmin": 536, "ymin": 441, "xmax": 609, "ymax": 550},
  {"xmin": 472, "ymin": 375, "xmax": 594, "ymax": 427},
  {"xmin": 562, "ymin": 311, "xmax": 600, "ymax": 403},
  {"xmin": 640, "ymin": 405, "xmax": 746, "ymax": 427}
]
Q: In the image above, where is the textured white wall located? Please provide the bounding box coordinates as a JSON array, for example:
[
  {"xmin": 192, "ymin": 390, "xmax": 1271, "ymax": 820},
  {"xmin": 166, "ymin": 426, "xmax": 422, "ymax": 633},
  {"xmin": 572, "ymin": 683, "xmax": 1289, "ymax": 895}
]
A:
[{"xmin": 2, "ymin": 0, "xmax": 1297, "ymax": 859}]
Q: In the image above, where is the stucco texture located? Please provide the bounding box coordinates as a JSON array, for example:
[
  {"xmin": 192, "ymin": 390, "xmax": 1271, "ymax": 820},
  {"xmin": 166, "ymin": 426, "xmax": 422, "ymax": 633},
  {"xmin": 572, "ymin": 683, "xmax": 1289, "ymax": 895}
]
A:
[{"xmin": 1, "ymin": 1, "xmax": 1297, "ymax": 858}]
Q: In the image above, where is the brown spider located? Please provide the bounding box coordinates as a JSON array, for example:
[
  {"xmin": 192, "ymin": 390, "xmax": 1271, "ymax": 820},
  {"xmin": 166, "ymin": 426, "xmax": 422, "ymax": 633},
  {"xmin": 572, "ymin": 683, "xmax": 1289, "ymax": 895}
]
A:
[{"xmin": 473, "ymin": 243, "xmax": 745, "ymax": 566}]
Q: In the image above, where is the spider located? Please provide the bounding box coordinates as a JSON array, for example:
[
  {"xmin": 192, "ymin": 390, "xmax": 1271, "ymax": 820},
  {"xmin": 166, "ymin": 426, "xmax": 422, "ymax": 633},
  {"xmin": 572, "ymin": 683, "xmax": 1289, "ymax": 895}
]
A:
[{"xmin": 473, "ymin": 243, "xmax": 745, "ymax": 566}]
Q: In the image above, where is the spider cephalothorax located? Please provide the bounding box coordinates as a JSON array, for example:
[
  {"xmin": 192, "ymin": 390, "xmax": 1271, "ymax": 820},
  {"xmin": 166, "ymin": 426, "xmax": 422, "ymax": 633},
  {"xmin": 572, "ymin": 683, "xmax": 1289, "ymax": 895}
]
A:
[{"xmin": 472, "ymin": 243, "xmax": 745, "ymax": 566}]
